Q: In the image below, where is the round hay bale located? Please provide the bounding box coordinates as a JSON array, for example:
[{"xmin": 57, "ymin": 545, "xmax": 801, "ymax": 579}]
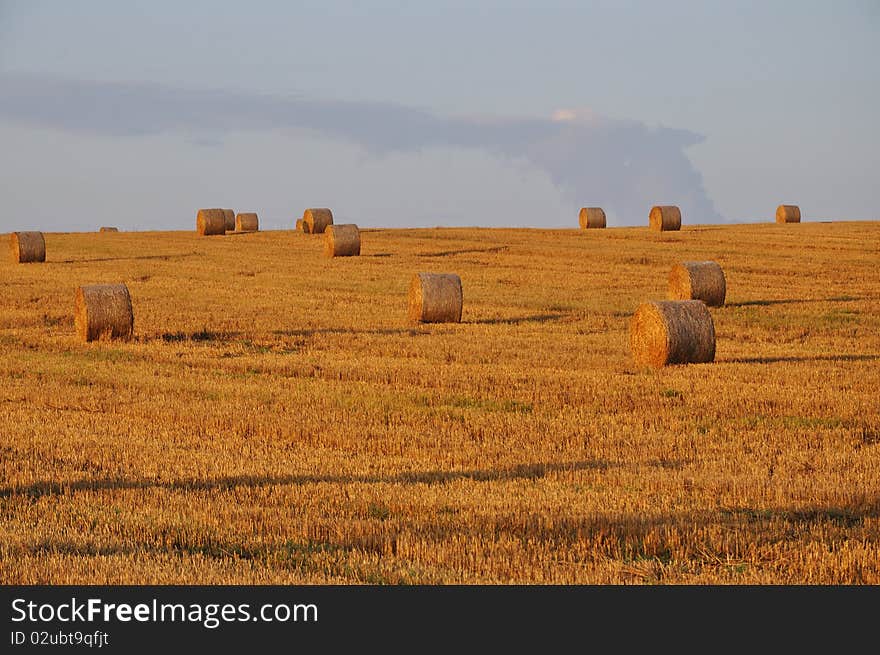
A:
[
  {"xmin": 235, "ymin": 213, "xmax": 259, "ymax": 232},
  {"xmin": 408, "ymin": 273, "xmax": 463, "ymax": 323},
  {"xmin": 196, "ymin": 209, "xmax": 226, "ymax": 236},
  {"xmin": 776, "ymin": 205, "xmax": 801, "ymax": 223},
  {"xmin": 223, "ymin": 209, "xmax": 236, "ymax": 231},
  {"xmin": 324, "ymin": 224, "xmax": 361, "ymax": 257},
  {"xmin": 10, "ymin": 232, "xmax": 46, "ymax": 263},
  {"xmin": 579, "ymin": 207, "xmax": 606, "ymax": 229},
  {"xmin": 74, "ymin": 283, "xmax": 134, "ymax": 342},
  {"xmin": 303, "ymin": 208, "xmax": 333, "ymax": 234},
  {"xmin": 296, "ymin": 218, "xmax": 307, "ymax": 233},
  {"xmin": 99, "ymin": 227, "xmax": 119, "ymax": 233},
  {"xmin": 649, "ymin": 205, "xmax": 682, "ymax": 231},
  {"xmin": 667, "ymin": 261, "xmax": 726, "ymax": 307},
  {"xmin": 630, "ymin": 300, "xmax": 715, "ymax": 368}
]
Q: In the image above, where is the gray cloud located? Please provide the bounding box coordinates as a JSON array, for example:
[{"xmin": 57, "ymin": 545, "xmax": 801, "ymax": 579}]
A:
[{"xmin": 0, "ymin": 72, "xmax": 722, "ymax": 224}]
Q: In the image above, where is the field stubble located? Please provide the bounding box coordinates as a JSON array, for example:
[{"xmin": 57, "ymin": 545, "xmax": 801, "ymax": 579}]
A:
[{"xmin": 1, "ymin": 222, "xmax": 879, "ymax": 583}]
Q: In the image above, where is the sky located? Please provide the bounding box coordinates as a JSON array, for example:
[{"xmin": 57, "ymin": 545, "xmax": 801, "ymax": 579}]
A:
[{"xmin": 1, "ymin": 0, "xmax": 878, "ymax": 231}]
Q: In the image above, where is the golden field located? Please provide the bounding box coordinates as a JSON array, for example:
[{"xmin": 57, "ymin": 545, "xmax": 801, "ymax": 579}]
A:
[{"xmin": 1, "ymin": 220, "xmax": 879, "ymax": 584}]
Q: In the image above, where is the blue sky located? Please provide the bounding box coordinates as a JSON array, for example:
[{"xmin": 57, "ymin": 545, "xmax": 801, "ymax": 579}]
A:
[{"xmin": 1, "ymin": 1, "xmax": 878, "ymax": 230}]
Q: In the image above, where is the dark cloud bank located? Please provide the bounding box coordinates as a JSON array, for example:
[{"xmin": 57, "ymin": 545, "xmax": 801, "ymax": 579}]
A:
[{"xmin": 0, "ymin": 72, "xmax": 722, "ymax": 225}]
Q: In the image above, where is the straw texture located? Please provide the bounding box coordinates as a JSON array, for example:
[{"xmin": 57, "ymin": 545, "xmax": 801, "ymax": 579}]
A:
[
  {"xmin": 303, "ymin": 208, "xmax": 333, "ymax": 234},
  {"xmin": 579, "ymin": 207, "xmax": 606, "ymax": 229},
  {"xmin": 223, "ymin": 209, "xmax": 236, "ymax": 231},
  {"xmin": 324, "ymin": 224, "xmax": 361, "ymax": 257},
  {"xmin": 74, "ymin": 283, "xmax": 134, "ymax": 342},
  {"xmin": 776, "ymin": 205, "xmax": 801, "ymax": 223},
  {"xmin": 408, "ymin": 273, "xmax": 463, "ymax": 323},
  {"xmin": 630, "ymin": 300, "xmax": 715, "ymax": 367},
  {"xmin": 196, "ymin": 209, "xmax": 226, "ymax": 236},
  {"xmin": 649, "ymin": 206, "xmax": 682, "ymax": 231},
  {"xmin": 235, "ymin": 213, "xmax": 259, "ymax": 232},
  {"xmin": 668, "ymin": 261, "xmax": 726, "ymax": 306},
  {"xmin": 10, "ymin": 232, "xmax": 46, "ymax": 263}
]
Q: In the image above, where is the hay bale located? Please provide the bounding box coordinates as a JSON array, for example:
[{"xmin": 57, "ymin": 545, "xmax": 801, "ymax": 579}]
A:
[
  {"xmin": 196, "ymin": 208, "xmax": 226, "ymax": 236},
  {"xmin": 324, "ymin": 224, "xmax": 361, "ymax": 257},
  {"xmin": 235, "ymin": 213, "xmax": 259, "ymax": 232},
  {"xmin": 74, "ymin": 283, "xmax": 134, "ymax": 342},
  {"xmin": 668, "ymin": 261, "xmax": 726, "ymax": 307},
  {"xmin": 99, "ymin": 227, "xmax": 119, "ymax": 233},
  {"xmin": 649, "ymin": 205, "xmax": 682, "ymax": 231},
  {"xmin": 303, "ymin": 208, "xmax": 333, "ymax": 234},
  {"xmin": 630, "ymin": 300, "xmax": 715, "ymax": 368},
  {"xmin": 10, "ymin": 232, "xmax": 46, "ymax": 263},
  {"xmin": 408, "ymin": 273, "xmax": 463, "ymax": 323},
  {"xmin": 579, "ymin": 207, "xmax": 606, "ymax": 229},
  {"xmin": 776, "ymin": 205, "xmax": 801, "ymax": 223},
  {"xmin": 223, "ymin": 209, "xmax": 236, "ymax": 231}
]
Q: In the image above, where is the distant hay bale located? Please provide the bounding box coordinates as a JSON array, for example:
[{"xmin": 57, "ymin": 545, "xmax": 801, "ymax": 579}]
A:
[
  {"xmin": 579, "ymin": 207, "xmax": 606, "ymax": 229},
  {"xmin": 235, "ymin": 213, "xmax": 259, "ymax": 232},
  {"xmin": 408, "ymin": 273, "xmax": 463, "ymax": 323},
  {"xmin": 324, "ymin": 224, "xmax": 361, "ymax": 257},
  {"xmin": 10, "ymin": 231, "xmax": 46, "ymax": 263},
  {"xmin": 295, "ymin": 218, "xmax": 307, "ymax": 233},
  {"xmin": 196, "ymin": 209, "xmax": 226, "ymax": 236},
  {"xmin": 776, "ymin": 205, "xmax": 801, "ymax": 223},
  {"xmin": 303, "ymin": 208, "xmax": 333, "ymax": 234},
  {"xmin": 74, "ymin": 283, "xmax": 134, "ymax": 342},
  {"xmin": 668, "ymin": 261, "xmax": 726, "ymax": 306},
  {"xmin": 223, "ymin": 209, "xmax": 236, "ymax": 231},
  {"xmin": 99, "ymin": 227, "xmax": 119, "ymax": 233},
  {"xmin": 649, "ymin": 205, "xmax": 682, "ymax": 231},
  {"xmin": 630, "ymin": 300, "xmax": 715, "ymax": 368}
]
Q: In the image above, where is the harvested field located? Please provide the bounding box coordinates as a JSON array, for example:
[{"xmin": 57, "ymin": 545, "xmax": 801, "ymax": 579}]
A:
[{"xmin": 1, "ymin": 221, "xmax": 879, "ymax": 584}]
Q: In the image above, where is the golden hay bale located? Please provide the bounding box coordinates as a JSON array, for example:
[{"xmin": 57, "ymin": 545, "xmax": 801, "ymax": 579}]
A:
[
  {"xmin": 74, "ymin": 283, "xmax": 134, "ymax": 342},
  {"xmin": 776, "ymin": 204, "xmax": 801, "ymax": 223},
  {"xmin": 579, "ymin": 207, "xmax": 606, "ymax": 229},
  {"xmin": 10, "ymin": 232, "xmax": 46, "ymax": 263},
  {"xmin": 303, "ymin": 208, "xmax": 333, "ymax": 234},
  {"xmin": 324, "ymin": 224, "xmax": 361, "ymax": 257},
  {"xmin": 667, "ymin": 261, "xmax": 726, "ymax": 307},
  {"xmin": 235, "ymin": 213, "xmax": 259, "ymax": 232},
  {"xmin": 408, "ymin": 273, "xmax": 463, "ymax": 323},
  {"xmin": 223, "ymin": 209, "xmax": 236, "ymax": 231},
  {"xmin": 649, "ymin": 205, "xmax": 682, "ymax": 231},
  {"xmin": 196, "ymin": 208, "xmax": 226, "ymax": 236},
  {"xmin": 99, "ymin": 227, "xmax": 119, "ymax": 233},
  {"xmin": 296, "ymin": 218, "xmax": 306, "ymax": 233},
  {"xmin": 630, "ymin": 300, "xmax": 715, "ymax": 368}
]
